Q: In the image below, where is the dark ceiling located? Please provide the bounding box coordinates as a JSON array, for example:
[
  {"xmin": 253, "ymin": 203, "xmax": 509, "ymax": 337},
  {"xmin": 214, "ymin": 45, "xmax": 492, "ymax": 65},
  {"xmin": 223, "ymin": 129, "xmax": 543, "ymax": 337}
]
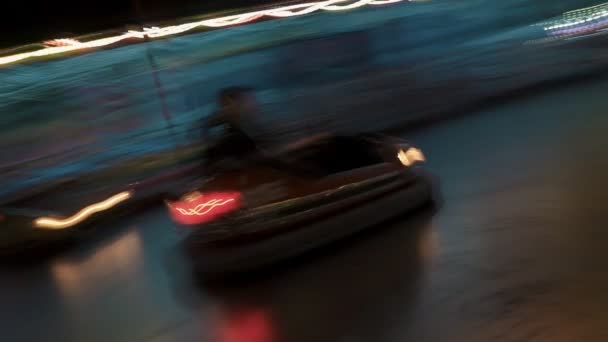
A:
[{"xmin": 2, "ymin": 0, "xmax": 284, "ymax": 48}]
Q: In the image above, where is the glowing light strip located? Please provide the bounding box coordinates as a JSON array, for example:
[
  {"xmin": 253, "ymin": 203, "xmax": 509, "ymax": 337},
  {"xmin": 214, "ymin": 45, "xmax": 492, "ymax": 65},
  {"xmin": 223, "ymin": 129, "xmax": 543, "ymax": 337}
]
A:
[
  {"xmin": 0, "ymin": 0, "xmax": 409, "ymax": 66},
  {"xmin": 564, "ymin": 2, "xmax": 608, "ymax": 16},
  {"xmin": 43, "ymin": 38, "xmax": 82, "ymax": 47},
  {"xmin": 34, "ymin": 191, "xmax": 132, "ymax": 229},
  {"xmin": 545, "ymin": 11, "xmax": 608, "ymax": 30},
  {"xmin": 0, "ymin": 33, "xmax": 140, "ymax": 65},
  {"xmin": 325, "ymin": 0, "xmax": 402, "ymax": 10},
  {"xmin": 174, "ymin": 198, "xmax": 235, "ymax": 216},
  {"xmin": 544, "ymin": 3, "xmax": 608, "ymax": 31}
]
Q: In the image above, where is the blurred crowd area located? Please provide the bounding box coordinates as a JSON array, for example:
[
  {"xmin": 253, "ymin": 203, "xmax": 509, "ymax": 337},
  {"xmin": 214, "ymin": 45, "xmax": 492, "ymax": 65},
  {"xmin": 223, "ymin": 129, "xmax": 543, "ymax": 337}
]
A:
[{"xmin": 1, "ymin": 0, "xmax": 607, "ymax": 200}]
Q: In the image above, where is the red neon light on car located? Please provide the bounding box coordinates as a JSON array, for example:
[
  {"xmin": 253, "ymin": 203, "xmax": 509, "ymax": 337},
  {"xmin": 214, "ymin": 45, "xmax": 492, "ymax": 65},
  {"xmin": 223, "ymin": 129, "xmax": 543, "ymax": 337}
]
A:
[
  {"xmin": 167, "ymin": 191, "xmax": 242, "ymax": 225},
  {"xmin": 216, "ymin": 308, "xmax": 275, "ymax": 342}
]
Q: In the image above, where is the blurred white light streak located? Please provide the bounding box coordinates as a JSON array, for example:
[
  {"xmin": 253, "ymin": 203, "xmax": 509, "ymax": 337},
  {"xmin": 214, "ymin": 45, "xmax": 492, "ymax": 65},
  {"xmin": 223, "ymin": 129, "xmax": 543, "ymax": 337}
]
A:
[
  {"xmin": 544, "ymin": 3, "xmax": 608, "ymax": 31},
  {"xmin": 0, "ymin": 0, "xmax": 409, "ymax": 66},
  {"xmin": 34, "ymin": 191, "xmax": 132, "ymax": 229},
  {"xmin": 43, "ymin": 38, "xmax": 82, "ymax": 47}
]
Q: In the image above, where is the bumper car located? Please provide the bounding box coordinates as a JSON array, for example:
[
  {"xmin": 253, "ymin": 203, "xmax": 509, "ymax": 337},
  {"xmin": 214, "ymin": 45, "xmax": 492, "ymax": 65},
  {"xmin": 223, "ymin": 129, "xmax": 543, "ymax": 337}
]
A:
[{"xmin": 166, "ymin": 133, "xmax": 440, "ymax": 276}]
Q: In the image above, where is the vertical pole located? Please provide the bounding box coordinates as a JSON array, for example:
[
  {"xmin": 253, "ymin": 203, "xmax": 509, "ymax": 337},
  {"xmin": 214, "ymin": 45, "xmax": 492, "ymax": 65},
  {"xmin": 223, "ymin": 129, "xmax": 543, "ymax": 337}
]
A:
[
  {"xmin": 145, "ymin": 46, "xmax": 179, "ymax": 143},
  {"xmin": 133, "ymin": 0, "xmax": 180, "ymax": 149}
]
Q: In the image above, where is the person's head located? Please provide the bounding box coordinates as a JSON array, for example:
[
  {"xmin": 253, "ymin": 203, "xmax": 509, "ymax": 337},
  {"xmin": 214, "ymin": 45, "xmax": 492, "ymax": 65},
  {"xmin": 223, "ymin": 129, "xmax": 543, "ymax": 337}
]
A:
[{"xmin": 217, "ymin": 86, "xmax": 259, "ymax": 121}]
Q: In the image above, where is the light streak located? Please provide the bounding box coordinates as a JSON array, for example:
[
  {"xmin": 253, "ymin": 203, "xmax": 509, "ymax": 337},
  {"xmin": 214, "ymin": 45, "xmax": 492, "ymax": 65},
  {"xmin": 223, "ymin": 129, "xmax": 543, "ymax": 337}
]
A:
[
  {"xmin": 543, "ymin": 2, "xmax": 608, "ymax": 37},
  {"xmin": 173, "ymin": 198, "xmax": 235, "ymax": 216},
  {"xmin": 0, "ymin": 0, "xmax": 409, "ymax": 67},
  {"xmin": 545, "ymin": 10, "xmax": 608, "ymax": 30},
  {"xmin": 34, "ymin": 191, "xmax": 132, "ymax": 229},
  {"xmin": 43, "ymin": 38, "xmax": 82, "ymax": 47},
  {"xmin": 325, "ymin": 0, "xmax": 402, "ymax": 10},
  {"xmin": 398, "ymin": 147, "xmax": 425, "ymax": 166},
  {"xmin": 0, "ymin": 32, "xmax": 141, "ymax": 66}
]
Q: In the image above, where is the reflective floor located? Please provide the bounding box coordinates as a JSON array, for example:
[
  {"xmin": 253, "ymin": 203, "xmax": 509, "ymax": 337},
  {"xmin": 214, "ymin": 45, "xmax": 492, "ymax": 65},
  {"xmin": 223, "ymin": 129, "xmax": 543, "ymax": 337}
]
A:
[{"xmin": 4, "ymin": 77, "xmax": 608, "ymax": 341}]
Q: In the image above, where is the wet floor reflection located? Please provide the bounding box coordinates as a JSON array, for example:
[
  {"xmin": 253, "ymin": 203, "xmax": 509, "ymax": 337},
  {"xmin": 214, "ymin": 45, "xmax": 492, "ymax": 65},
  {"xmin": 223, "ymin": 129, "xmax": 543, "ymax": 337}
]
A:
[
  {"xmin": 397, "ymin": 78, "xmax": 608, "ymax": 341},
  {"xmin": 50, "ymin": 229, "xmax": 144, "ymax": 300},
  {"xmin": 210, "ymin": 307, "xmax": 277, "ymax": 342},
  {"xmin": 0, "ymin": 228, "xmax": 146, "ymax": 341},
  {"xmin": 169, "ymin": 209, "xmax": 437, "ymax": 342},
  {"xmin": 0, "ymin": 209, "xmax": 193, "ymax": 342}
]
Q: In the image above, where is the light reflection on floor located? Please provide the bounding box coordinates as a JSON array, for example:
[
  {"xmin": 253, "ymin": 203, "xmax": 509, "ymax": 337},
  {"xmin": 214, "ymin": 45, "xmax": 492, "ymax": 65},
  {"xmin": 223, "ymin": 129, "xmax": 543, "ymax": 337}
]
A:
[{"xmin": 50, "ymin": 228, "xmax": 144, "ymax": 300}]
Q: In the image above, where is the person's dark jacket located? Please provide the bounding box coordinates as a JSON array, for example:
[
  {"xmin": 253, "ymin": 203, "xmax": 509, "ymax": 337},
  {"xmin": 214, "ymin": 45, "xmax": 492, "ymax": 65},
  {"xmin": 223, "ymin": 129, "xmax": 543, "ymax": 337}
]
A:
[{"xmin": 202, "ymin": 111, "xmax": 258, "ymax": 163}]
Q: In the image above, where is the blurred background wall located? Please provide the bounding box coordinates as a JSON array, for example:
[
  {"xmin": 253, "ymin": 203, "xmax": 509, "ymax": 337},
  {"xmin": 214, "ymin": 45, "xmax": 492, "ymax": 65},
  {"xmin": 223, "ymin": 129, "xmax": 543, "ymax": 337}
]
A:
[{"xmin": 1, "ymin": 0, "xmax": 606, "ymax": 199}]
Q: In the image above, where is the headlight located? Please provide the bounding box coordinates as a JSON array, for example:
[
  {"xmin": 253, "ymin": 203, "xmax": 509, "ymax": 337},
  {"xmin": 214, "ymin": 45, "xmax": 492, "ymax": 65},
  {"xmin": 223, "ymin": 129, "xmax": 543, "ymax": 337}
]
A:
[{"xmin": 397, "ymin": 147, "xmax": 425, "ymax": 167}]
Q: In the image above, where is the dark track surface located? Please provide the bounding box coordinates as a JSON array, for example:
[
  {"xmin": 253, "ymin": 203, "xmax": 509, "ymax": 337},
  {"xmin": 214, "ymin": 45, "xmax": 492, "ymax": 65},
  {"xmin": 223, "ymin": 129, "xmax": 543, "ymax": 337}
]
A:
[{"xmin": 4, "ymin": 77, "xmax": 608, "ymax": 341}]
